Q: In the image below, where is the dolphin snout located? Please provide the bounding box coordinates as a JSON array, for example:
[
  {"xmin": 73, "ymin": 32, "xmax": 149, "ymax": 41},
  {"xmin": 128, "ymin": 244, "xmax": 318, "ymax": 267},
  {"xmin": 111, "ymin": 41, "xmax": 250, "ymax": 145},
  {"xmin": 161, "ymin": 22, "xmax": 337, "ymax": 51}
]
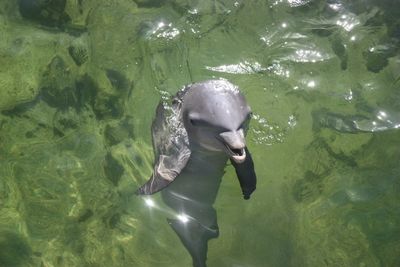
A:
[{"xmin": 219, "ymin": 129, "xmax": 246, "ymax": 163}]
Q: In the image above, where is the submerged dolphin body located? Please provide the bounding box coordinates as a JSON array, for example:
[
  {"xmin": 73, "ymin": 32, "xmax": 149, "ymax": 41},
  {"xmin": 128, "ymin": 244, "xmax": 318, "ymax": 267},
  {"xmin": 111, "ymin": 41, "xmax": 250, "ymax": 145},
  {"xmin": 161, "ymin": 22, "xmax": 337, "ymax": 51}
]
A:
[{"xmin": 137, "ymin": 79, "xmax": 257, "ymax": 267}]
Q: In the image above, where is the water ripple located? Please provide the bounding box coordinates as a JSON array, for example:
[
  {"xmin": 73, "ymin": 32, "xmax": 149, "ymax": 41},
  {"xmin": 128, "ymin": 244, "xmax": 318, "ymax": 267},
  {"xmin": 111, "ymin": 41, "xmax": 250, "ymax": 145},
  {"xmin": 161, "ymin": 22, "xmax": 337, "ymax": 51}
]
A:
[
  {"xmin": 206, "ymin": 61, "xmax": 266, "ymax": 74},
  {"xmin": 250, "ymin": 113, "xmax": 297, "ymax": 145},
  {"xmin": 314, "ymin": 109, "xmax": 400, "ymax": 133},
  {"xmin": 145, "ymin": 21, "xmax": 180, "ymax": 40}
]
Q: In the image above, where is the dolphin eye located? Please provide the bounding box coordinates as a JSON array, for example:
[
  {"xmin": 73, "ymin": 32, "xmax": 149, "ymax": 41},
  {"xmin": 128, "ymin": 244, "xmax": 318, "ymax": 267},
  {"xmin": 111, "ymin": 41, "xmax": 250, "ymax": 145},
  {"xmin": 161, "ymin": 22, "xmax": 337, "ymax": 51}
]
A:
[
  {"xmin": 238, "ymin": 120, "xmax": 249, "ymax": 131},
  {"xmin": 190, "ymin": 119, "xmax": 227, "ymax": 132},
  {"xmin": 190, "ymin": 119, "xmax": 211, "ymax": 127},
  {"xmin": 238, "ymin": 112, "xmax": 252, "ymax": 130},
  {"xmin": 190, "ymin": 119, "xmax": 198, "ymax": 126}
]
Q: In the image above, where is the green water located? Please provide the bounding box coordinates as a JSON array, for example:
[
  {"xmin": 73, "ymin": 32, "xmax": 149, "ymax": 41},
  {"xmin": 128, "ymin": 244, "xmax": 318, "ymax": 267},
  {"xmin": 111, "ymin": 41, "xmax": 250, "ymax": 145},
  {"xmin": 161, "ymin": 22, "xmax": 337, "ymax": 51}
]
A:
[{"xmin": 1, "ymin": 0, "xmax": 400, "ymax": 266}]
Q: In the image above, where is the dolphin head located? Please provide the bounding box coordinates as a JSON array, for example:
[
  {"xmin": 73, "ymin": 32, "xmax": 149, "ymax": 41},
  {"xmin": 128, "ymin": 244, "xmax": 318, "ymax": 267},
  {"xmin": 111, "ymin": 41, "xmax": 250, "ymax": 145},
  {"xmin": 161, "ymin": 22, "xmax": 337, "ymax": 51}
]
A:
[{"xmin": 182, "ymin": 80, "xmax": 251, "ymax": 163}]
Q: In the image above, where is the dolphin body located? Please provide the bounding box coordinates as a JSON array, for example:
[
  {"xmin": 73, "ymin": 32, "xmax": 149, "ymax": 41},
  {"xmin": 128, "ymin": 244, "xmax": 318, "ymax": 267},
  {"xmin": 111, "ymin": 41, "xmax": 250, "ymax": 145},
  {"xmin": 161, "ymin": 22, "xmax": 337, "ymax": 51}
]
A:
[{"xmin": 137, "ymin": 79, "xmax": 257, "ymax": 267}]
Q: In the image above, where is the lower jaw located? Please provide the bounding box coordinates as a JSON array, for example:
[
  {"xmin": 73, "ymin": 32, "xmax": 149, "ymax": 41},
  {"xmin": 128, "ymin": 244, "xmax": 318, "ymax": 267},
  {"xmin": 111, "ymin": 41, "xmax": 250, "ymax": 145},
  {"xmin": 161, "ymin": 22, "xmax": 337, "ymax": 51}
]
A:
[
  {"xmin": 230, "ymin": 155, "xmax": 246, "ymax": 164},
  {"xmin": 229, "ymin": 148, "xmax": 246, "ymax": 163}
]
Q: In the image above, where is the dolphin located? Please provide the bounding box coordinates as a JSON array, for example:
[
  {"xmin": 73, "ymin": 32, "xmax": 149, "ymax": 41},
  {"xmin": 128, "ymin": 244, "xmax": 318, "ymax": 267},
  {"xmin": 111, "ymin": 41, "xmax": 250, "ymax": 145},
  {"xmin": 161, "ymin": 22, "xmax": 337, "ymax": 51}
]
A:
[{"xmin": 137, "ymin": 79, "xmax": 257, "ymax": 267}]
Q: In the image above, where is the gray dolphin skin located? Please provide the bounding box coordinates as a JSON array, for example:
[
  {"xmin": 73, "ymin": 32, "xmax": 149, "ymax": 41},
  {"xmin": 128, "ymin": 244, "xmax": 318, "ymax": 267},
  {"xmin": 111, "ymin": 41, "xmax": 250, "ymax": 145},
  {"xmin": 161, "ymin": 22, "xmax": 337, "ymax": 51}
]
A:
[{"xmin": 136, "ymin": 79, "xmax": 257, "ymax": 267}]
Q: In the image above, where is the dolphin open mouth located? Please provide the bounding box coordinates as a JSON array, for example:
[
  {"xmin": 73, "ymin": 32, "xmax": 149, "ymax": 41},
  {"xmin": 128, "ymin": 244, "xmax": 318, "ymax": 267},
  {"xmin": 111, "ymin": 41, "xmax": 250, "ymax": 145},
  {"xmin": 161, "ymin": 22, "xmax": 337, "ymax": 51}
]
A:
[{"xmin": 224, "ymin": 144, "xmax": 246, "ymax": 163}]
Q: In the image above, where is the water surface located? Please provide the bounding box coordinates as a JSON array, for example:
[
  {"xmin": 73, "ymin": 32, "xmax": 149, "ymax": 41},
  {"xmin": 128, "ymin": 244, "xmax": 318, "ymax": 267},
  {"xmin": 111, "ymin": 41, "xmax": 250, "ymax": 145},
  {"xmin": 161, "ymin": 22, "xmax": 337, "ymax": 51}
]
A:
[{"xmin": 0, "ymin": 0, "xmax": 399, "ymax": 266}]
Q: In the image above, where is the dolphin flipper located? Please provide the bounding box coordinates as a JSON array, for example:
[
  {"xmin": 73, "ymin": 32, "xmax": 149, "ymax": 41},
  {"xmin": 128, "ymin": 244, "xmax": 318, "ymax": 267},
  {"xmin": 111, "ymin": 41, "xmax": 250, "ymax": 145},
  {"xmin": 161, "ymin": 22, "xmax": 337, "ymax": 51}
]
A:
[
  {"xmin": 137, "ymin": 91, "xmax": 191, "ymax": 195},
  {"xmin": 135, "ymin": 172, "xmax": 172, "ymax": 195},
  {"xmin": 230, "ymin": 147, "xmax": 257, "ymax": 199},
  {"xmin": 136, "ymin": 153, "xmax": 190, "ymax": 194}
]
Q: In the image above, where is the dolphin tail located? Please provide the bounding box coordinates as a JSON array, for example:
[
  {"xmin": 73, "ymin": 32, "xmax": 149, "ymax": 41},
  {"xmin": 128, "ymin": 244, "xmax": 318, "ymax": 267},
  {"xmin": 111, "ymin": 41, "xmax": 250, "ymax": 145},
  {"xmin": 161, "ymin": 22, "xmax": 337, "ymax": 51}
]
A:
[{"xmin": 167, "ymin": 218, "xmax": 219, "ymax": 267}]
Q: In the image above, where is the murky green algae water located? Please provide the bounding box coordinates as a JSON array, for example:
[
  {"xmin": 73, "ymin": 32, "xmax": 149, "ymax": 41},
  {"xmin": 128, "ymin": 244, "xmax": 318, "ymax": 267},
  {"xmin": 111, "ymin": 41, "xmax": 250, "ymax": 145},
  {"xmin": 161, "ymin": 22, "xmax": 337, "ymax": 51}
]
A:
[{"xmin": 1, "ymin": 0, "xmax": 400, "ymax": 266}]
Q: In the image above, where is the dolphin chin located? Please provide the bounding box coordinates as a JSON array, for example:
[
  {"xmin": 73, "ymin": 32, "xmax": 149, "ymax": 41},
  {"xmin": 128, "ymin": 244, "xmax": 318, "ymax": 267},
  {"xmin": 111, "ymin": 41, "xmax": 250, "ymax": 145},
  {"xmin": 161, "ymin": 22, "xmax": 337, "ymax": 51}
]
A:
[{"xmin": 230, "ymin": 151, "xmax": 246, "ymax": 163}]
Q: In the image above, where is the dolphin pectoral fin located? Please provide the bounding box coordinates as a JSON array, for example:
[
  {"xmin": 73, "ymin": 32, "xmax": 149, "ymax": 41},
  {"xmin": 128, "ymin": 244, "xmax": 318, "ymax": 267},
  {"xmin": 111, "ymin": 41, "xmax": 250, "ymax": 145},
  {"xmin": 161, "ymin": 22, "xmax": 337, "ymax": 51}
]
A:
[
  {"xmin": 136, "ymin": 173, "xmax": 172, "ymax": 195},
  {"xmin": 167, "ymin": 218, "xmax": 217, "ymax": 267},
  {"xmin": 230, "ymin": 147, "xmax": 257, "ymax": 200},
  {"xmin": 136, "ymin": 152, "xmax": 190, "ymax": 195}
]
